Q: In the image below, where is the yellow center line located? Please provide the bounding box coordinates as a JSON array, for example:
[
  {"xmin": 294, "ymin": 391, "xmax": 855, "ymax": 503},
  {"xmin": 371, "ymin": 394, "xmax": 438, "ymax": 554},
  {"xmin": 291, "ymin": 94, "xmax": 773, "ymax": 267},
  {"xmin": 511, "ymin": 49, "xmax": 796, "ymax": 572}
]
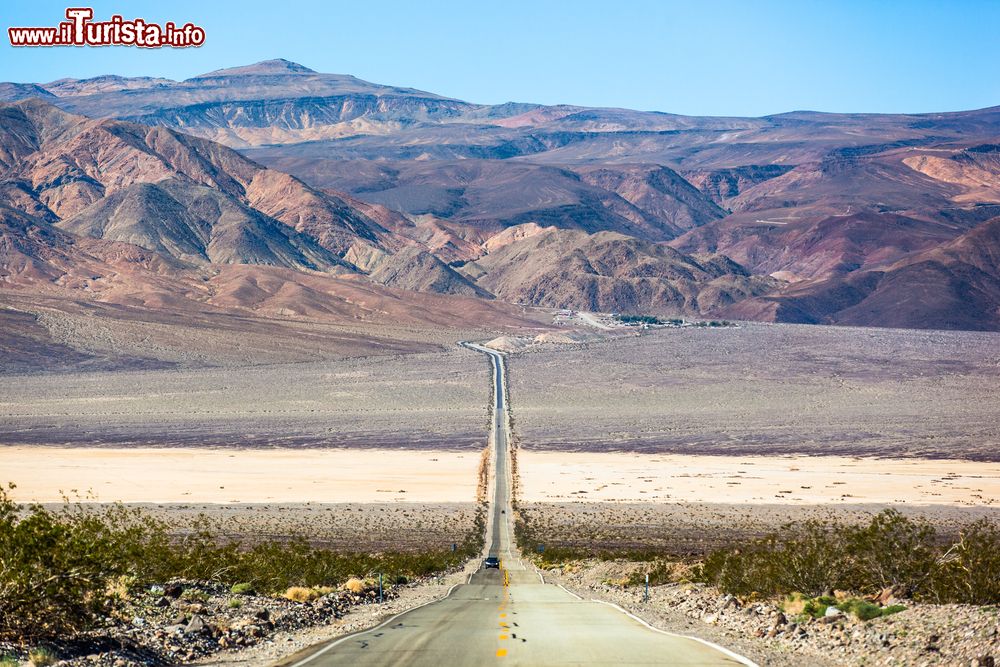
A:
[
  {"xmin": 499, "ymin": 634, "xmax": 509, "ymax": 640},
  {"xmin": 500, "ymin": 613, "xmax": 506, "ymax": 618},
  {"xmin": 497, "ymin": 649, "xmax": 508, "ymax": 657}
]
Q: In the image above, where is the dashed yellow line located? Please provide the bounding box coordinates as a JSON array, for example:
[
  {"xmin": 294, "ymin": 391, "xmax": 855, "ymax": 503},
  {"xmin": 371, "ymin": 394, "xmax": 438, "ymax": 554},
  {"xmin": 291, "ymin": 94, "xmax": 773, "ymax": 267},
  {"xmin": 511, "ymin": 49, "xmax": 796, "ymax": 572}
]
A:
[{"xmin": 496, "ymin": 565, "xmax": 512, "ymax": 658}]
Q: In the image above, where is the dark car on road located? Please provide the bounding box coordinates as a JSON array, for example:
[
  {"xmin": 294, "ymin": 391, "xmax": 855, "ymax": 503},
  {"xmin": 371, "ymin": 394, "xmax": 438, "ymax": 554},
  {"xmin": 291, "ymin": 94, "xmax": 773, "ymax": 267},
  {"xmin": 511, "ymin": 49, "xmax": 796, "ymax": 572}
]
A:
[{"xmin": 483, "ymin": 556, "xmax": 500, "ymax": 569}]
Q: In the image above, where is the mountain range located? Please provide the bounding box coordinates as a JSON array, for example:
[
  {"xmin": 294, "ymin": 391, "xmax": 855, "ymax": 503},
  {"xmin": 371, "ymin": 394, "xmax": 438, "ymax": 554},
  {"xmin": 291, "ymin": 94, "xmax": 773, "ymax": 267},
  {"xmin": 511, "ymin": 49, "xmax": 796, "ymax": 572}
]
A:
[{"xmin": 2, "ymin": 58, "xmax": 999, "ymax": 341}]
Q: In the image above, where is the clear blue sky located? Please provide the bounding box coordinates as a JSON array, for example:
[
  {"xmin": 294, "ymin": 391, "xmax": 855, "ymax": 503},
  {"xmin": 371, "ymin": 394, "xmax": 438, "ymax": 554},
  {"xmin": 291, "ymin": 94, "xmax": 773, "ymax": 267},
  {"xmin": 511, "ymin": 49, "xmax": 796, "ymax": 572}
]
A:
[{"xmin": 1, "ymin": 0, "xmax": 998, "ymax": 117}]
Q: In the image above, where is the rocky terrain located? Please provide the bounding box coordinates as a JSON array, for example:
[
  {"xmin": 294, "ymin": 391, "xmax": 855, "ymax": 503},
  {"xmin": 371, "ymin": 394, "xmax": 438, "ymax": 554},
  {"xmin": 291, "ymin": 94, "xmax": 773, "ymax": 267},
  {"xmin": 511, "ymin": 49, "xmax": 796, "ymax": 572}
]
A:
[
  {"xmin": 0, "ymin": 569, "xmax": 473, "ymax": 667},
  {"xmin": 467, "ymin": 226, "xmax": 776, "ymax": 316},
  {"xmin": 543, "ymin": 560, "xmax": 1000, "ymax": 667}
]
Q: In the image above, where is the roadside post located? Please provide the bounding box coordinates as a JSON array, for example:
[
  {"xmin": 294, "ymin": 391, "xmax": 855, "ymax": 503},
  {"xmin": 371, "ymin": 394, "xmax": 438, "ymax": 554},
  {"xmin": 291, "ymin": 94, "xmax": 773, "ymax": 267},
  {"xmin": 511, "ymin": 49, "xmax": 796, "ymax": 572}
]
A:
[
  {"xmin": 379, "ymin": 572, "xmax": 383, "ymax": 603},
  {"xmin": 644, "ymin": 573, "xmax": 649, "ymax": 602}
]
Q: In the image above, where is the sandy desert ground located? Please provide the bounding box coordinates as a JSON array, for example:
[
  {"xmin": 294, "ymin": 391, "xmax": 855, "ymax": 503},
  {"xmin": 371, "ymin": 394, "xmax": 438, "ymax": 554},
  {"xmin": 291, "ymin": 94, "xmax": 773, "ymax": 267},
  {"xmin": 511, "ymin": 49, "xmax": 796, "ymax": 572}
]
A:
[
  {"xmin": 1, "ymin": 447, "xmax": 481, "ymax": 504},
  {"xmin": 516, "ymin": 451, "xmax": 1000, "ymax": 553},
  {"xmin": 508, "ymin": 322, "xmax": 1000, "ymax": 460},
  {"xmin": 518, "ymin": 451, "xmax": 1000, "ymax": 506}
]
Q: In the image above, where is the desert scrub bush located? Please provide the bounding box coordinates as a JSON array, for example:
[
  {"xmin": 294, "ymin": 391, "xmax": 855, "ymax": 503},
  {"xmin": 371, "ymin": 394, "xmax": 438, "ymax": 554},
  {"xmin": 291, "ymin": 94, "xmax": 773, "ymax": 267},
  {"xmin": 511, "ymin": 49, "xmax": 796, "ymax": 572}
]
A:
[
  {"xmin": 697, "ymin": 510, "xmax": 1000, "ymax": 605},
  {"xmin": 782, "ymin": 593, "xmax": 905, "ymax": 622},
  {"xmin": 626, "ymin": 559, "xmax": 684, "ymax": 587},
  {"xmin": 0, "ymin": 655, "xmax": 19, "ymax": 667},
  {"xmin": 0, "ymin": 485, "xmax": 126, "ymax": 639},
  {"xmin": 28, "ymin": 647, "xmax": 57, "ymax": 667},
  {"xmin": 342, "ymin": 577, "xmax": 367, "ymax": 594},
  {"xmin": 697, "ymin": 520, "xmax": 851, "ymax": 597},
  {"xmin": 282, "ymin": 586, "xmax": 321, "ymax": 602},
  {"xmin": 926, "ymin": 519, "xmax": 1000, "ymax": 604},
  {"xmin": 842, "ymin": 510, "xmax": 937, "ymax": 597},
  {"xmin": 230, "ymin": 582, "xmax": 255, "ymax": 596},
  {"xmin": 0, "ymin": 483, "xmax": 483, "ymax": 640}
]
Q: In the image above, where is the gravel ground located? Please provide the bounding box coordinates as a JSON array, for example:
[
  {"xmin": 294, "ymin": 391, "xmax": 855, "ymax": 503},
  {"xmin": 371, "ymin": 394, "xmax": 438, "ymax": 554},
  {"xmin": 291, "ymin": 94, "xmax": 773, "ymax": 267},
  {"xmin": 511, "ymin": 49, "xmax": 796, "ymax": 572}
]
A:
[
  {"xmin": 0, "ymin": 564, "xmax": 478, "ymax": 667},
  {"xmin": 0, "ymin": 349, "xmax": 492, "ymax": 450},
  {"xmin": 541, "ymin": 559, "xmax": 1000, "ymax": 667},
  {"xmin": 508, "ymin": 322, "xmax": 1000, "ymax": 460},
  {"xmin": 201, "ymin": 563, "xmax": 478, "ymax": 667},
  {"xmin": 517, "ymin": 502, "xmax": 1000, "ymax": 555}
]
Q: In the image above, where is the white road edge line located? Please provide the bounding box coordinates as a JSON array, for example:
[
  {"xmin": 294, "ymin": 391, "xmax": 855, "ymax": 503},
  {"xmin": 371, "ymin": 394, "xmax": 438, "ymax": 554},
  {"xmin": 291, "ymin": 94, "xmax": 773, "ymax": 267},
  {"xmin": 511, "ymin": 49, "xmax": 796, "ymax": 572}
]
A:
[
  {"xmin": 558, "ymin": 584, "xmax": 583, "ymax": 600},
  {"xmin": 287, "ymin": 583, "xmax": 464, "ymax": 667},
  {"xmin": 588, "ymin": 599, "xmax": 759, "ymax": 667}
]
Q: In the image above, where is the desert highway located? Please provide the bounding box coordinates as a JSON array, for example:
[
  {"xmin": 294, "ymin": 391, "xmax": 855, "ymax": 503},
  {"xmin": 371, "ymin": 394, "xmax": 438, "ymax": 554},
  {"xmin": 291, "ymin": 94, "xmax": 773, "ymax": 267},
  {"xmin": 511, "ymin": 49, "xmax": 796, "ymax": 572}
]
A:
[{"xmin": 282, "ymin": 343, "xmax": 754, "ymax": 666}]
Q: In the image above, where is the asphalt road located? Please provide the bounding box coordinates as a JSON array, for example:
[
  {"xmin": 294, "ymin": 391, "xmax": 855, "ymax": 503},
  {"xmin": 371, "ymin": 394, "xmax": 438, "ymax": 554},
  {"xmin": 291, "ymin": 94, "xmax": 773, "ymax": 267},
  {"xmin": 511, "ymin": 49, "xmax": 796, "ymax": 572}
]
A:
[{"xmin": 283, "ymin": 343, "xmax": 753, "ymax": 666}]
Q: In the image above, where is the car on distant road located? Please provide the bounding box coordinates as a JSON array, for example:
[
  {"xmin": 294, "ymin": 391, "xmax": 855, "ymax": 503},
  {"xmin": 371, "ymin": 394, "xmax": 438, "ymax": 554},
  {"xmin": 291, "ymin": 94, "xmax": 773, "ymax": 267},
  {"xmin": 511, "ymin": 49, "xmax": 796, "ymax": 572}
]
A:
[{"xmin": 483, "ymin": 556, "xmax": 500, "ymax": 569}]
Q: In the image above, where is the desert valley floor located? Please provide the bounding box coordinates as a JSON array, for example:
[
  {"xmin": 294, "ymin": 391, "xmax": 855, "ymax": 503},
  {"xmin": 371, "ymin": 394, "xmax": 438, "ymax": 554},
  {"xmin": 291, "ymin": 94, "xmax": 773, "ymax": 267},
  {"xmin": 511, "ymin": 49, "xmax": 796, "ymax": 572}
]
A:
[{"xmin": 3, "ymin": 322, "xmax": 999, "ymax": 552}]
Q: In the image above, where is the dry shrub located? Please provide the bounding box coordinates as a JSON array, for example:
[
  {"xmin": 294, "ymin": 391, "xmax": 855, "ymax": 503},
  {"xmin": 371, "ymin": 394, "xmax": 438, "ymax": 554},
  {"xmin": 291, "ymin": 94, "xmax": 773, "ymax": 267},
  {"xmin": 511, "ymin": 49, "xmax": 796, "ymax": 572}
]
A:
[
  {"xmin": 282, "ymin": 587, "xmax": 320, "ymax": 603},
  {"xmin": 342, "ymin": 578, "xmax": 366, "ymax": 594},
  {"xmin": 782, "ymin": 592, "xmax": 807, "ymax": 616}
]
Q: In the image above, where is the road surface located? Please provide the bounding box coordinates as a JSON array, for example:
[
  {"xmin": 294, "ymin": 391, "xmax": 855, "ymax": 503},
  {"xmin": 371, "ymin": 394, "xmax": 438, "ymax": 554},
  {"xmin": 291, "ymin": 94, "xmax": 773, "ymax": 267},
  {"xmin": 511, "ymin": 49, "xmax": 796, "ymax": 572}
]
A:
[{"xmin": 281, "ymin": 343, "xmax": 753, "ymax": 666}]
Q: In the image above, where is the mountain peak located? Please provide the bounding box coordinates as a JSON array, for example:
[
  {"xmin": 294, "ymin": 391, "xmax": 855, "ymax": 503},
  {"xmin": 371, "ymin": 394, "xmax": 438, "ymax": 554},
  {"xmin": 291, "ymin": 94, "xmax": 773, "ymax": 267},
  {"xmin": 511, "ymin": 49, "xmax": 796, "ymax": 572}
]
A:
[{"xmin": 192, "ymin": 59, "xmax": 316, "ymax": 79}]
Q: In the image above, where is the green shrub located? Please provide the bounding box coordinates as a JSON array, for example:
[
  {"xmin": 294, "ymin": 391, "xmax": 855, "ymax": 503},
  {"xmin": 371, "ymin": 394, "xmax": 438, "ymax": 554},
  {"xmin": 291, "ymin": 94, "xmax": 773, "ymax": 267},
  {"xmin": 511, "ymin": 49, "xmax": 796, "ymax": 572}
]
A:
[
  {"xmin": 28, "ymin": 647, "xmax": 57, "ymax": 667},
  {"xmin": 230, "ymin": 582, "xmax": 255, "ymax": 596},
  {"xmin": 926, "ymin": 519, "xmax": 1000, "ymax": 604},
  {"xmin": 0, "ymin": 485, "xmax": 123, "ymax": 639},
  {"xmin": 697, "ymin": 520, "xmax": 851, "ymax": 597},
  {"xmin": 784, "ymin": 593, "xmax": 906, "ymax": 621},
  {"xmin": 1, "ymin": 654, "xmax": 19, "ymax": 667},
  {"xmin": 843, "ymin": 510, "xmax": 936, "ymax": 597},
  {"xmin": 0, "ymin": 483, "xmax": 484, "ymax": 641},
  {"xmin": 616, "ymin": 314, "xmax": 662, "ymax": 325},
  {"xmin": 697, "ymin": 510, "xmax": 1000, "ymax": 605}
]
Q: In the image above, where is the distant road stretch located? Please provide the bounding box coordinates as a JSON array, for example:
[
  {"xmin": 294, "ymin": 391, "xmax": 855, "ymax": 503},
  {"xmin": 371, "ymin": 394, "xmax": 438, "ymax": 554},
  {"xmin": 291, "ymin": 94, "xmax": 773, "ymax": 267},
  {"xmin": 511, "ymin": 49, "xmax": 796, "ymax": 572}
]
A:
[{"xmin": 279, "ymin": 342, "xmax": 755, "ymax": 666}]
